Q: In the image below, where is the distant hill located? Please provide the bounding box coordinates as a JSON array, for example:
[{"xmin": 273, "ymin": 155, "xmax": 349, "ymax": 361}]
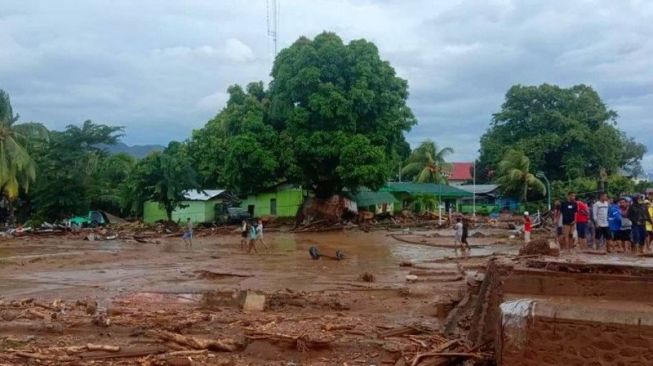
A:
[{"xmin": 99, "ymin": 143, "xmax": 164, "ymax": 159}]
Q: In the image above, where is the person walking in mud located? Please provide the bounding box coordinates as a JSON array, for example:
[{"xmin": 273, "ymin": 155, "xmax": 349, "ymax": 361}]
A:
[
  {"xmin": 240, "ymin": 220, "xmax": 248, "ymax": 251},
  {"xmin": 453, "ymin": 216, "xmax": 464, "ymax": 255},
  {"xmin": 461, "ymin": 217, "xmax": 471, "ymax": 255},
  {"xmin": 247, "ymin": 220, "xmax": 258, "ymax": 254},
  {"xmin": 523, "ymin": 211, "xmax": 532, "ymax": 244},
  {"xmin": 256, "ymin": 219, "xmax": 269, "ymax": 250},
  {"xmin": 182, "ymin": 217, "xmax": 193, "ymax": 247}
]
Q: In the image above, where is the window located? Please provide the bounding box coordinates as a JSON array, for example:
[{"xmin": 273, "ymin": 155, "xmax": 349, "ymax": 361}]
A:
[{"xmin": 270, "ymin": 198, "xmax": 277, "ymax": 216}]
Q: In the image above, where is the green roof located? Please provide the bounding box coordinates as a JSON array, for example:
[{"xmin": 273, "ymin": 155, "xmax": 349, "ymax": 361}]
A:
[
  {"xmin": 351, "ymin": 191, "xmax": 397, "ymax": 207},
  {"xmin": 381, "ymin": 182, "xmax": 472, "ymax": 198}
]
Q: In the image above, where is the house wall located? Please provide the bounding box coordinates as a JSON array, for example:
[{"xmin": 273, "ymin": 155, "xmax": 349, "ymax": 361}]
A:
[
  {"xmin": 240, "ymin": 188, "xmax": 304, "ymax": 218},
  {"xmin": 143, "ymin": 200, "xmax": 217, "ymax": 224}
]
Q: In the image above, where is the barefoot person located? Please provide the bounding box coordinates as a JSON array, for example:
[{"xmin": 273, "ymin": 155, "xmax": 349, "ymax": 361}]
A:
[
  {"xmin": 618, "ymin": 197, "xmax": 632, "ymax": 253},
  {"xmin": 256, "ymin": 219, "xmax": 270, "ymax": 249},
  {"xmin": 593, "ymin": 192, "xmax": 610, "ymax": 253},
  {"xmin": 575, "ymin": 198, "xmax": 589, "ymax": 250},
  {"xmin": 240, "ymin": 220, "xmax": 248, "ymax": 251},
  {"xmin": 461, "ymin": 217, "xmax": 471, "ymax": 255},
  {"xmin": 182, "ymin": 217, "xmax": 193, "ymax": 247},
  {"xmin": 453, "ymin": 217, "xmax": 463, "ymax": 255},
  {"xmin": 629, "ymin": 195, "xmax": 648, "ymax": 254},
  {"xmin": 560, "ymin": 192, "xmax": 577, "ymax": 253},
  {"xmin": 247, "ymin": 221, "xmax": 258, "ymax": 254},
  {"xmin": 523, "ymin": 211, "xmax": 532, "ymax": 244}
]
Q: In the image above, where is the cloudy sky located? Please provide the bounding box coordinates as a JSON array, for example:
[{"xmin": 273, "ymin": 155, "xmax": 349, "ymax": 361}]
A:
[{"xmin": 1, "ymin": 0, "xmax": 652, "ymax": 171}]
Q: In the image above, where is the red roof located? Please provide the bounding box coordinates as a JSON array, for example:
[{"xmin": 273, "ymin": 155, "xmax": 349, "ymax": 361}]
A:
[{"xmin": 449, "ymin": 162, "xmax": 473, "ymax": 181}]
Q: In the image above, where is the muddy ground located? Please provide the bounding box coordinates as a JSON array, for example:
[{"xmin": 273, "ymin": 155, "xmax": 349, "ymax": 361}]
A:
[{"xmin": 0, "ymin": 227, "xmax": 520, "ymax": 365}]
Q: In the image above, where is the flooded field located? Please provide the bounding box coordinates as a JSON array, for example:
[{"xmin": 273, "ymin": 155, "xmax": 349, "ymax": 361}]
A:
[{"xmin": 0, "ymin": 229, "xmax": 520, "ymax": 365}]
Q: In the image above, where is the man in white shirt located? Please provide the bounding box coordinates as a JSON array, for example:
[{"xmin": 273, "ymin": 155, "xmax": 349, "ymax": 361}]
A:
[{"xmin": 593, "ymin": 192, "xmax": 610, "ymax": 252}]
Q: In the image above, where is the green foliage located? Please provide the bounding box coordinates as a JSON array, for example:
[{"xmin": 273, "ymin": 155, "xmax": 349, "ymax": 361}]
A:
[
  {"xmin": 123, "ymin": 142, "xmax": 198, "ymax": 220},
  {"xmin": 0, "ymin": 90, "xmax": 48, "ymax": 200},
  {"xmin": 478, "ymin": 84, "xmax": 646, "ymax": 182},
  {"xmin": 32, "ymin": 120, "xmax": 123, "ymax": 220},
  {"xmin": 91, "ymin": 153, "xmax": 137, "ymax": 214},
  {"xmin": 189, "ymin": 33, "xmax": 414, "ymax": 197},
  {"xmin": 495, "ymin": 149, "xmax": 546, "ymax": 202},
  {"xmin": 269, "ymin": 32, "xmax": 416, "ymax": 197},
  {"xmin": 401, "ymin": 140, "xmax": 453, "ymax": 184}
]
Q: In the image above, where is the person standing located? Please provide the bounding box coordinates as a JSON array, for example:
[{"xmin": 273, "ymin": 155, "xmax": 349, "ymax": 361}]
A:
[
  {"xmin": 593, "ymin": 193, "xmax": 610, "ymax": 252},
  {"xmin": 607, "ymin": 198, "xmax": 622, "ymax": 253},
  {"xmin": 182, "ymin": 217, "xmax": 193, "ymax": 247},
  {"xmin": 461, "ymin": 217, "xmax": 471, "ymax": 255},
  {"xmin": 618, "ymin": 198, "xmax": 632, "ymax": 253},
  {"xmin": 629, "ymin": 195, "xmax": 648, "ymax": 254},
  {"xmin": 453, "ymin": 217, "xmax": 463, "ymax": 255},
  {"xmin": 575, "ymin": 198, "xmax": 589, "ymax": 250},
  {"xmin": 523, "ymin": 211, "xmax": 532, "ymax": 244},
  {"xmin": 560, "ymin": 192, "xmax": 577, "ymax": 253}
]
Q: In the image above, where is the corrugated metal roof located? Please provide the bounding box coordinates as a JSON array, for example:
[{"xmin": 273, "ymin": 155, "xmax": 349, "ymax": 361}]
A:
[
  {"xmin": 382, "ymin": 182, "xmax": 472, "ymax": 197},
  {"xmin": 183, "ymin": 189, "xmax": 226, "ymax": 201},
  {"xmin": 458, "ymin": 184, "xmax": 499, "ymax": 194},
  {"xmin": 352, "ymin": 191, "xmax": 397, "ymax": 207}
]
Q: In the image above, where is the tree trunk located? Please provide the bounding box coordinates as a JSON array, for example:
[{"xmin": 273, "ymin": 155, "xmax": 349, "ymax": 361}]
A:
[
  {"xmin": 523, "ymin": 181, "xmax": 528, "ymax": 204},
  {"xmin": 166, "ymin": 207, "xmax": 173, "ymax": 222}
]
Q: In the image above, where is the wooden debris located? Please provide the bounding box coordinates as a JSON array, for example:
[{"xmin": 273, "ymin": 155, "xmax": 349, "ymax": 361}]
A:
[
  {"xmin": 86, "ymin": 343, "xmax": 120, "ymax": 352},
  {"xmin": 146, "ymin": 330, "xmax": 242, "ymax": 352},
  {"xmin": 410, "ymin": 339, "xmax": 459, "ymax": 366}
]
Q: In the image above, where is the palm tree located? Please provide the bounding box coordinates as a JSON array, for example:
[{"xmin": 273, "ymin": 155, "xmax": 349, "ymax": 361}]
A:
[
  {"xmin": 495, "ymin": 149, "xmax": 546, "ymax": 202},
  {"xmin": 401, "ymin": 139, "xmax": 453, "ymax": 184},
  {"xmin": 0, "ymin": 90, "xmax": 48, "ymax": 223}
]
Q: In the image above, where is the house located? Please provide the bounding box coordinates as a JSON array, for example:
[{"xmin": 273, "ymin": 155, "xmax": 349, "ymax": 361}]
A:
[
  {"xmin": 143, "ymin": 189, "xmax": 233, "ymax": 224},
  {"xmin": 239, "ymin": 185, "xmax": 306, "ymax": 218},
  {"xmin": 448, "ymin": 162, "xmax": 473, "ymax": 185},
  {"xmin": 350, "ymin": 190, "xmax": 397, "ymax": 215},
  {"xmin": 457, "ymin": 184, "xmax": 522, "ymax": 214},
  {"xmin": 382, "ymin": 182, "xmax": 472, "ymax": 212}
]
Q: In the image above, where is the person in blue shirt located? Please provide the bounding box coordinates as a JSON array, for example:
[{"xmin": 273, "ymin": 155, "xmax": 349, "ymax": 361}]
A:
[{"xmin": 607, "ymin": 198, "xmax": 622, "ymax": 253}]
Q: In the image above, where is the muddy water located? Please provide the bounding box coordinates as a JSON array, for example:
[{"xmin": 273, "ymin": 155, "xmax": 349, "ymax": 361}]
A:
[{"xmin": 0, "ymin": 230, "xmax": 519, "ymax": 301}]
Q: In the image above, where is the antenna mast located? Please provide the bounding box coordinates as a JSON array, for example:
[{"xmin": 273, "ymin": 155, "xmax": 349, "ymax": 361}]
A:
[{"xmin": 266, "ymin": 0, "xmax": 279, "ymax": 58}]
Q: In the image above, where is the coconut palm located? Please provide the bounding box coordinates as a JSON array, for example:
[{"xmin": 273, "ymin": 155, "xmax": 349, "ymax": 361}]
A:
[
  {"xmin": 401, "ymin": 139, "xmax": 453, "ymax": 184},
  {"xmin": 0, "ymin": 89, "xmax": 48, "ymax": 222},
  {"xmin": 495, "ymin": 149, "xmax": 546, "ymax": 202}
]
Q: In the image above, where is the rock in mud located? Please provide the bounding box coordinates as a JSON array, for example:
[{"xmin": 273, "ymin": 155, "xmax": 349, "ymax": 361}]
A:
[
  {"xmin": 519, "ymin": 239, "xmax": 557, "ymax": 256},
  {"xmin": 242, "ymin": 292, "xmax": 266, "ymax": 312}
]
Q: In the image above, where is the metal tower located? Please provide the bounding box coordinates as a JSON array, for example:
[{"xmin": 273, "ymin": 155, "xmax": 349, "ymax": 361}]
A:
[{"xmin": 266, "ymin": 0, "xmax": 279, "ymax": 58}]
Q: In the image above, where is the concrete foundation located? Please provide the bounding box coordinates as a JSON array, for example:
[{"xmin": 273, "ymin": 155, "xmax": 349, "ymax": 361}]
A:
[{"xmin": 467, "ymin": 255, "xmax": 653, "ymax": 365}]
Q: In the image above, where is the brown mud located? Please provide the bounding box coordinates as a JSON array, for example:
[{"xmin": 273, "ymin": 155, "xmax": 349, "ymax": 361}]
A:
[{"xmin": 0, "ymin": 229, "xmax": 513, "ymax": 365}]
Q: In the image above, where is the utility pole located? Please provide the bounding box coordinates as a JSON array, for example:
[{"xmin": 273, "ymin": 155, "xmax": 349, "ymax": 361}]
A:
[{"xmin": 266, "ymin": 0, "xmax": 279, "ymax": 58}]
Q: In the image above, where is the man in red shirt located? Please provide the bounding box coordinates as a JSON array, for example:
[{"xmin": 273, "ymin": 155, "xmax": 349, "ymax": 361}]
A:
[{"xmin": 576, "ymin": 199, "xmax": 590, "ymax": 250}]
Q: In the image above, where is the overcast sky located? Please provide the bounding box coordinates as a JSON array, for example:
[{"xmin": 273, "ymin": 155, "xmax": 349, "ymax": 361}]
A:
[{"xmin": 1, "ymin": 0, "xmax": 652, "ymax": 172}]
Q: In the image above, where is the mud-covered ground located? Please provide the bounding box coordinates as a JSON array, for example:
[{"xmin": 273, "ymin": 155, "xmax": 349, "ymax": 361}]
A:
[{"xmin": 0, "ymin": 228, "xmax": 519, "ymax": 365}]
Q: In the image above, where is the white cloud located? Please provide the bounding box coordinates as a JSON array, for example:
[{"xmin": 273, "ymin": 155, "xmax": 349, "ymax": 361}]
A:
[{"xmin": 0, "ymin": 0, "xmax": 651, "ymax": 173}]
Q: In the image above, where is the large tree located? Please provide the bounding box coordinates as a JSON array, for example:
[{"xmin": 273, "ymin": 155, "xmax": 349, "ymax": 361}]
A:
[
  {"xmin": 495, "ymin": 149, "xmax": 546, "ymax": 202},
  {"xmin": 0, "ymin": 90, "xmax": 48, "ymax": 223},
  {"xmin": 478, "ymin": 84, "xmax": 646, "ymax": 182},
  {"xmin": 124, "ymin": 142, "xmax": 198, "ymax": 221},
  {"xmin": 267, "ymin": 32, "xmax": 416, "ymax": 197},
  {"xmin": 401, "ymin": 140, "xmax": 453, "ymax": 184}
]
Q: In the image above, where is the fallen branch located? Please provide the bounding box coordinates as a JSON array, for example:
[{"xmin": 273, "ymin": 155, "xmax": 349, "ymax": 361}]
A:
[
  {"xmin": 410, "ymin": 339, "xmax": 459, "ymax": 366},
  {"xmin": 146, "ymin": 330, "xmax": 242, "ymax": 352},
  {"xmin": 86, "ymin": 343, "xmax": 120, "ymax": 352}
]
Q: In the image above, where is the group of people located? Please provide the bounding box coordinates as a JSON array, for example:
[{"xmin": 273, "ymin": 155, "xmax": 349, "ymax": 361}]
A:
[
  {"xmin": 553, "ymin": 191, "xmax": 653, "ymax": 254},
  {"xmin": 240, "ymin": 219, "xmax": 267, "ymax": 253}
]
